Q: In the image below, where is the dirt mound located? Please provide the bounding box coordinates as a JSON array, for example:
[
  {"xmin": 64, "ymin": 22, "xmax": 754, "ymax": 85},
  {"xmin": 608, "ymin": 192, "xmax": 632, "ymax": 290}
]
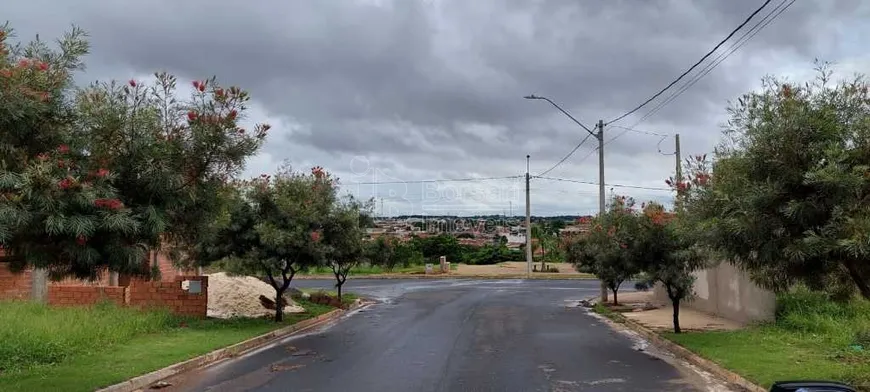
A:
[{"xmin": 207, "ymin": 272, "xmax": 303, "ymax": 319}]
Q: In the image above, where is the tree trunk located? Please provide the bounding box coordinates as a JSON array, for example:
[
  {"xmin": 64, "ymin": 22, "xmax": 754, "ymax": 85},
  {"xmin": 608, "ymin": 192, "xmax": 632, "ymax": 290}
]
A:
[
  {"xmin": 337, "ymin": 282, "xmax": 343, "ymax": 301},
  {"xmin": 844, "ymin": 259, "xmax": 870, "ymax": 300},
  {"xmin": 274, "ymin": 288, "xmax": 285, "ymax": 322},
  {"xmin": 612, "ymin": 288, "xmax": 619, "ymax": 306},
  {"xmin": 671, "ymin": 298, "xmax": 681, "ymax": 334}
]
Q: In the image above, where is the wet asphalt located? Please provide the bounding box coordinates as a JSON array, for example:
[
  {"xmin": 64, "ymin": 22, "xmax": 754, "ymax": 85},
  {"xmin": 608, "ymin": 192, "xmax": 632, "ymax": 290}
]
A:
[{"xmin": 164, "ymin": 279, "xmax": 724, "ymax": 392}]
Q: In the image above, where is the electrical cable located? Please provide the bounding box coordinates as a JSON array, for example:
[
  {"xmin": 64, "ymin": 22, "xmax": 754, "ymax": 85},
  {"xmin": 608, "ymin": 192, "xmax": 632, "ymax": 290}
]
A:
[
  {"xmin": 536, "ymin": 132, "xmax": 594, "ymax": 177},
  {"xmin": 635, "ymin": 0, "xmax": 794, "ymax": 125},
  {"xmin": 343, "ymin": 175, "xmax": 523, "ymax": 186},
  {"xmin": 534, "ymin": 176, "xmax": 671, "ymax": 191},
  {"xmin": 594, "ymin": 0, "xmax": 793, "ymax": 157},
  {"xmin": 606, "ymin": 0, "xmax": 773, "ymax": 125}
]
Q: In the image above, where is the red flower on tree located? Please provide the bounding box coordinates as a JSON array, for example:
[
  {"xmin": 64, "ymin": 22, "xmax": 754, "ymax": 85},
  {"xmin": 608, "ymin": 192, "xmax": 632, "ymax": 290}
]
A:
[
  {"xmin": 192, "ymin": 80, "xmax": 206, "ymax": 92},
  {"xmin": 310, "ymin": 231, "xmax": 321, "ymax": 242},
  {"xmin": 76, "ymin": 235, "xmax": 87, "ymax": 246},
  {"xmin": 57, "ymin": 144, "xmax": 70, "ymax": 153},
  {"xmin": 36, "ymin": 153, "xmax": 49, "ymax": 161},
  {"xmin": 58, "ymin": 178, "xmax": 73, "ymax": 190},
  {"xmin": 94, "ymin": 198, "xmax": 123, "ymax": 210},
  {"xmin": 187, "ymin": 111, "xmax": 198, "ymax": 121},
  {"xmin": 311, "ymin": 166, "xmax": 325, "ymax": 179},
  {"xmin": 227, "ymin": 109, "xmax": 238, "ymax": 120},
  {"xmin": 37, "ymin": 62, "xmax": 48, "ymax": 71},
  {"xmin": 128, "ymin": 79, "xmax": 137, "ymax": 87},
  {"xmin": 95, "ymin": 168, "xmax": 110, "ymax": 178}
]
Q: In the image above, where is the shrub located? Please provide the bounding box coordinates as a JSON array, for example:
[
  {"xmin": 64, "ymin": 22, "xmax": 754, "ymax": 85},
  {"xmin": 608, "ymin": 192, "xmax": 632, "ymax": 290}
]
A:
[{"xmin": 776, "ymin": 287, "xmax": 870, "ymax": 336}]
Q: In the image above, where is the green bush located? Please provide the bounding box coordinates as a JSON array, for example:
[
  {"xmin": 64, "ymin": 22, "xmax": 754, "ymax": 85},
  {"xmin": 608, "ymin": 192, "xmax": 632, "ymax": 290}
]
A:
[
  {"xmin": 775, "ymin": 288, "xmax": 868, "ymax": 334},
  {"xmin": 0, "ymin": 301, "xmax": 174, "ymax": 373}
]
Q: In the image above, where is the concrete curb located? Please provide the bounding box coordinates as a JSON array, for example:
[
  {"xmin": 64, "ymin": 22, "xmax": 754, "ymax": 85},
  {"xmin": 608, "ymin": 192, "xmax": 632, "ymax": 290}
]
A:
[
  {"xmin": 587, "ymin": 298, "xmax": 765, "ymax": 392},
  {"xmin": 296, "ymin": 274, "xmax": 597, "ymax": 280},
  {"xmin": 96, "ymin": 301, "xmax": 368, "ymax": 392}
]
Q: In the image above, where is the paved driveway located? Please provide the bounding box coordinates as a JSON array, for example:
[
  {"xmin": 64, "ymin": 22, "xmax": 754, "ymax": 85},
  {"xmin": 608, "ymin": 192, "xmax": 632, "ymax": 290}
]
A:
[{"xmin": 165, "ymin": 279, "xmax": 729, "ymax": 392}]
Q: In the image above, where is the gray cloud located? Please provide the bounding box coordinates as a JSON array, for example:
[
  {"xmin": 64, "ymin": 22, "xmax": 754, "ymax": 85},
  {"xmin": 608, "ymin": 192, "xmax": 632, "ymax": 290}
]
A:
[{"xmin": 5, "ymin": 0, "xmax": 869, "ymax": 215}]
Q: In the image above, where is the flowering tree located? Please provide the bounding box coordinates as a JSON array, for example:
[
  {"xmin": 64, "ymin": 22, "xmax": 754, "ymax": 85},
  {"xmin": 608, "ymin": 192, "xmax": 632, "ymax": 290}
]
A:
[
  {"xmin": 688, "ymin": 64, "xmax": 870, "ymax": 300},
  {"xmin": 205, "ymin": 166, "xmax": 336, "ymax": 322},
  {"xmin": 634, "ymin": 202, "xmax": 706, "ymax": 333},
  {"xmin": 75, "ymin": 72, "xmax": 268, "ymax": 274},
  {"xmin": 566, "ymin": 195, "xmax": 641, "ymax": 305},
  {"xmin": 0, "ymin": 26, "xmax": 147, "ymax": 279},
  {"xmin": 1, "ymin": 25, "xmax": 267, "ymax": 281}
]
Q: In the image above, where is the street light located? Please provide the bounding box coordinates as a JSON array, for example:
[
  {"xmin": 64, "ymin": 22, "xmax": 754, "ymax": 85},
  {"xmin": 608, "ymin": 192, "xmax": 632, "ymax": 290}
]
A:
[
  {"xmin": 524, "ymin": 95, "xmax": 596, "ymax": 136},
  {"xmin": 525, "ymin": 94, "xmax": 608, "ymax": 303}
]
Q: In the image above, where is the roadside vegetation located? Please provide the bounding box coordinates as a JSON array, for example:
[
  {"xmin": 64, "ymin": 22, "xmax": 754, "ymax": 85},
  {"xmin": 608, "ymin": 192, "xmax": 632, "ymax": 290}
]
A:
[
  {"xmin": 0, "ymin": 299, "xmax": 335, "ymax": 392},
  {"xmin": 572, "ymin": 64, "xmax": 870, "ymax": 389},
  {"xmin": 667, "ymin": 289, "xmax": 870, "ymax": 389}
]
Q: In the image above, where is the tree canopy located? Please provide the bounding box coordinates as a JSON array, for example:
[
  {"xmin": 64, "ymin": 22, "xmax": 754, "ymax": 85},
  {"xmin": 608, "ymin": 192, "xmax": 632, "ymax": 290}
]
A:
[
  {"xmin": 687, "ymin": 64, "xmax": 870, "ymax": 300},
  {"xmin": 0, "ymin": 25, "xmax": 266, "ymax": 280}
]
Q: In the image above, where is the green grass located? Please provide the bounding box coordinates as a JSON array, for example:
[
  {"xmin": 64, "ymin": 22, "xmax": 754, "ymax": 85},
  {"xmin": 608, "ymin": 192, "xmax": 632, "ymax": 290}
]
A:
[
  {"xmin": 592, "ymin": 302, "xmax": 626, "ymax": 322},
  {"xmin": 664, "ymin": 289, "xmax": 870, "ymax": 390},
  {"xmin": 0, "ymin": 299, "xmax": 334, "ymax": 392}
]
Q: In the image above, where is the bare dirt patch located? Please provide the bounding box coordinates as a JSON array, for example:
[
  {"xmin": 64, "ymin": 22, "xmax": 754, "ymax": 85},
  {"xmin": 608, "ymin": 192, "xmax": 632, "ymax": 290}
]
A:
[{"xmin": 207, "ymin": 272, "xmax": 303, "ymax": 318}]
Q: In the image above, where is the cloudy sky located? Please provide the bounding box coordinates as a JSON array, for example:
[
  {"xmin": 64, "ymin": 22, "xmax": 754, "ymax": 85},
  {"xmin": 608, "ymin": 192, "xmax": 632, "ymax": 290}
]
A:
[{"xmin": 5, "ymin": 0, "xmax": 869, "ymax": 216}]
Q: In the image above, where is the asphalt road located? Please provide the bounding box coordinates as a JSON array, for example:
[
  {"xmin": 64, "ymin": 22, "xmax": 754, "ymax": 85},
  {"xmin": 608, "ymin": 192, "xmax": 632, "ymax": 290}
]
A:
[{"xmin": 165, "ymin": 279, "xmax": 728, "ymax": 392}]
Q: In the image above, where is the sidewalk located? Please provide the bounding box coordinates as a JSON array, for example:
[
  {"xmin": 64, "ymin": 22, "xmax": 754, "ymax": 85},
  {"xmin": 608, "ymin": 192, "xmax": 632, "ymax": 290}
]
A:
[{"xmin": 609, "ymin": 291, "xmax": 742, "ymax": 332}]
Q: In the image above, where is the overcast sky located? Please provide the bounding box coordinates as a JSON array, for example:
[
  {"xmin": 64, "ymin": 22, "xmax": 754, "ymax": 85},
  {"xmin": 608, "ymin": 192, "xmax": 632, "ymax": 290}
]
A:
[{"xmin": 5, "ymin": 0, "xmax": 870, "ymax": 216}]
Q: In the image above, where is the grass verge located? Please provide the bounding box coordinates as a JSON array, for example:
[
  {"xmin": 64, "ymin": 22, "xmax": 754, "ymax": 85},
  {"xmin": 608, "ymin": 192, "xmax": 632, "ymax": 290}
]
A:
[
  {"xmin": 664, "ymin": 289, "xmax": 870, "ymax": 390},
  {"xmin": 0, "ymin": 299, "xmax": 335, "ymax": 392},
  {"xmin": 592, "ymin": 302, "xmax": 627, "ymax": 323}
]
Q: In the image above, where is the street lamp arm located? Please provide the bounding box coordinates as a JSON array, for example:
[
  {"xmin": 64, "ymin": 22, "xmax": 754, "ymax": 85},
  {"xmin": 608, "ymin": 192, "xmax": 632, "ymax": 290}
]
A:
[{"xmin": 531, "ymin": 95, "xmax": 596, "ymax": 136}]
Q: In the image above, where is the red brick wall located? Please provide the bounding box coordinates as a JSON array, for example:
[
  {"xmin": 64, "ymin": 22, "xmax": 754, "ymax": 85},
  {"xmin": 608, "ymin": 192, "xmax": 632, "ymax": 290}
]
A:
[
  {"xmin": 52, "ymin": 268, "xmax": 111, "ymax": 286},
  {"xmin": 127, "ymin": 276, "xmax": 208, "ymax": 318},
  {"xmin": 47, "ymin": 285, "xmax": 126, "ymax": 306},
  {"xmin": 152, "ymin": 251, "xmax": 197, "ymax": 282},
  {"xmin": 0, "ymin": 262, "xmax": 31, "ymax": 300}
]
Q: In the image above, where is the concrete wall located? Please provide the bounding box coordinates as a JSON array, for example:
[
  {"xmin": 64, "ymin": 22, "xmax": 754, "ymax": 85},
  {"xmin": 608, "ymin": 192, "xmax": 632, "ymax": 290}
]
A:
[{"xmin": 655, "ymin": 261, "xmax": 776, "ymax": 323}]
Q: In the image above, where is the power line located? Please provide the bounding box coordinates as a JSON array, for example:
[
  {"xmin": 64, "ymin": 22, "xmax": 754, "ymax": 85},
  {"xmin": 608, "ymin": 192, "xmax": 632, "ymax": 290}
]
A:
[
  {"xmin": 534, "ymin": 176, "xmax": 671, "ymax": 191},
  {"xmin": 607, "ymin": 125, "xmax": 674, "ymax": 155},
  {"xmin": 536, "ymin": 132, "xmax": 594, "ymax": 177},
  {"xmin": 635, "ymin": 0, "xmax": 794, "ymax": 125},
  {"xmin": 343, "ymin": 175, "xmax": 523, "ymax": 186},
  {"xmin": 598, "ymin": 1, "xmax": 793, "ymax": 156},
  {"xmin": 606, "ymin": 0, "xmax": 774, "ymax": 125},
  {"xmin": 609, "ymin": 125, "xmax": 669, "ymax": 137}
]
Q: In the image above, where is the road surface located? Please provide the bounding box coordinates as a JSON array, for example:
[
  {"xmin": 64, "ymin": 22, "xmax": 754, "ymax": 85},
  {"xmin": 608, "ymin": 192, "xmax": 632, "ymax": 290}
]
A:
[{"xmin": 165, "ymin": 279, "xmax": 730, "ymax": 392}]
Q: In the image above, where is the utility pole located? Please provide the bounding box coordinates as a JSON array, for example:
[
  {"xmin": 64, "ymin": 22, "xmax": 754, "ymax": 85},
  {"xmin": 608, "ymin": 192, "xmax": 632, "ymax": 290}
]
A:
[
  {"xmin": 597, "ymin": 119, "xmax": 608, "ymax": 303},
  {"xmin": 524, "ymin": 93, "xmax": 610, "ymax": 301},
  {"xmin": 674, "ymin": 133, "xmax": 682, "ymax": 182},
  {"xmin": 525, "ymin": 155, "xmax": 532, "ymax": 279}
]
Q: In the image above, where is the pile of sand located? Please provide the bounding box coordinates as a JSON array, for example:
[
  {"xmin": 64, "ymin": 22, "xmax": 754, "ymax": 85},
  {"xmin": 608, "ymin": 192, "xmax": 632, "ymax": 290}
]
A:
[{"xmin": 207, "ymin": 272, "xmax": 304, "ymax": 319}]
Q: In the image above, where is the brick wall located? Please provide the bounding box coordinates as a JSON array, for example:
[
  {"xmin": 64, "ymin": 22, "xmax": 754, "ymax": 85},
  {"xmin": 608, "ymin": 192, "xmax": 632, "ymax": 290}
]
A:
[
  {"xmin": 48, "ymin": 285, "xmax": 126, "ymax": 306},
  {"xmin": 127, "ymin": 276, "xmax": 208, "ymax": 318},
  {"xmin": 0, "ymin": 262, "xmax": 31, "ymax": 300},
  {"xmin": 52, "ymin": 268, "xmax": 111, "ymax": 286}
]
